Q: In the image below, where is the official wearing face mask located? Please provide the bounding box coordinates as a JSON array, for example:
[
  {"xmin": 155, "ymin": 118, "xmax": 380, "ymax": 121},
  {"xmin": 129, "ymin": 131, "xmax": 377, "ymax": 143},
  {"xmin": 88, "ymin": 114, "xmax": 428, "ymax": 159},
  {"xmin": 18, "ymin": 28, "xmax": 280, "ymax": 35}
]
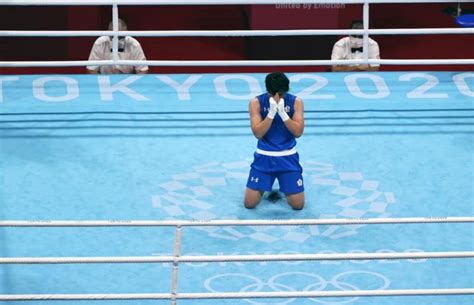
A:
[
  {"xmin": 87, "ymin": 19, "xmax": 149, "ymax": 74},
  {"xmin": 331, "ymin": 20, "xmax": 381, "ymax": 72}
]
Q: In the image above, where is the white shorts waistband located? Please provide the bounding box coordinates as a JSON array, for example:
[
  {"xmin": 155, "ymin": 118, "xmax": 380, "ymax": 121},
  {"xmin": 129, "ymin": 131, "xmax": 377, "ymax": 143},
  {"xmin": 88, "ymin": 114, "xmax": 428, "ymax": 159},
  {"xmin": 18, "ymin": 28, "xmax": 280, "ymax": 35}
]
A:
[{"xmin": 256, "ymin": 148, "xmax": 297, "ymax": 157}]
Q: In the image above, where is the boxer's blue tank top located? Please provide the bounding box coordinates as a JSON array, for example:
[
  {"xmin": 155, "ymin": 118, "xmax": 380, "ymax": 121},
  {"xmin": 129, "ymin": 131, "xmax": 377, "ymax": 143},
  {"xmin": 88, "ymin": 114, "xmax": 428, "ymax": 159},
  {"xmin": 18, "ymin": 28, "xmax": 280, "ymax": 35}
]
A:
[{"xmin": 257, "ymin": 92, "xmax": 297, "ymax": 151}]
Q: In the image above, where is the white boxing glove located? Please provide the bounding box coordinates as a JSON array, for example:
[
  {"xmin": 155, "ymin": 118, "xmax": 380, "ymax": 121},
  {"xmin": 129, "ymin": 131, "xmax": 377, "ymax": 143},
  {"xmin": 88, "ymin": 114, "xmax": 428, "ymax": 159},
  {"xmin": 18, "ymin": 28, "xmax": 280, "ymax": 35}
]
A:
[
  {"xmin": 277, "ymin": 98, "xmax": 290, "ymax": 122},
  {"xmin": 267, "ymin": 97, "xmax": 278, "ymax": 119}
]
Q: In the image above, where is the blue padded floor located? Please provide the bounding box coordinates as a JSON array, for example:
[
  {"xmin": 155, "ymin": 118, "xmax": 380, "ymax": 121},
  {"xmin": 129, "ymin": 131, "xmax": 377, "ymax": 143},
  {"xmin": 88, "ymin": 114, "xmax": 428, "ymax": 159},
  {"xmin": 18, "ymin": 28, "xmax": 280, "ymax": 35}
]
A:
[{"xmin": 0, "ymin": 72, "xmax": 473, "ymax": 305}]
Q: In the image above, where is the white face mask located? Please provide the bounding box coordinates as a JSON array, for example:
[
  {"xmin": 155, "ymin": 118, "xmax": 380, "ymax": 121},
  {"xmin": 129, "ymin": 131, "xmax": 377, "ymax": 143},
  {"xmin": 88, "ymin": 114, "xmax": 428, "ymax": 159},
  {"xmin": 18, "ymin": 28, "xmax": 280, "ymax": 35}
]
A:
[
  {"xmin": 118, "ymin": 38, "xmax": 125, "ymax": 49},
  {"xmin": 109, "ymin": 37, "xmax": 126, "ymax": 52},
  {"xmin": 350, "ymin": 36, "xmax": 363, "ymax": 48}
]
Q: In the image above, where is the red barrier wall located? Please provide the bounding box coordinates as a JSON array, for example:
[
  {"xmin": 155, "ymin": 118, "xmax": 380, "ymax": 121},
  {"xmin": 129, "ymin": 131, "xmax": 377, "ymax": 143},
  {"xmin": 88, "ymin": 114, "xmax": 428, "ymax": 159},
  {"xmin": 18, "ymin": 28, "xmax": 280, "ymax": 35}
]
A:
[
  {"xmin": 247, "ymin": 3, "xmax": 474, "ymax": 71},
  {"xmin": 354, "ymin": 3, "xmax": 474, "ymax": 71}
]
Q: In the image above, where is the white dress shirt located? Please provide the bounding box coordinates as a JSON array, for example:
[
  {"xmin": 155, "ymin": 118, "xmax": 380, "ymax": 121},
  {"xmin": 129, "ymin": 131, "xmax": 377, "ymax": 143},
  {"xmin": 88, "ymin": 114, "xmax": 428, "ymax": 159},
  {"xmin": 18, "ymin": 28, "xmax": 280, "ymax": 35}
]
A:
[
  {"xmin": 331, "ymin": 36, "xmax": 380, "ymax": 67},
  {"xmin": 87, "ymin": 36, "xmax": 149, "ymax": 74}
]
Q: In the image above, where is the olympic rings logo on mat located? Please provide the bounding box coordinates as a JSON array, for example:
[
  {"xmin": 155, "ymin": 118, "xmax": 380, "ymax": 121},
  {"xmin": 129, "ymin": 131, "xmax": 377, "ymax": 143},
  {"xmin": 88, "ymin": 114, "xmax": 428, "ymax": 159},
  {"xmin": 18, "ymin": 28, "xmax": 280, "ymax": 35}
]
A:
[
  {"xmin": 152, "ymin": 160, "xmax": 396, "ymax": 243},
  {"xmin": 204, "ymin": 271, "xmax": 390, "ymax": 305}
]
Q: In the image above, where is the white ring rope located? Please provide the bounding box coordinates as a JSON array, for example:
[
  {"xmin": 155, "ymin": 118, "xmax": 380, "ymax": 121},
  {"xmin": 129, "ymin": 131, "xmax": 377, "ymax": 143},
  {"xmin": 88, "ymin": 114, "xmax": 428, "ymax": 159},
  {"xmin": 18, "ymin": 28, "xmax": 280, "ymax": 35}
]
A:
[
  {"xmin": 1, "ymin": 28, "xmax": 473, "ymax": 37},
  {"xmin": 1, "ymin": 59, "xmax": 473, "ymax": 67},
  {"xmin": 1, "ymin": 0, "xmax": 472, "ymax": 67},
  {"xmin": 1, "ymin": 289, "xmax": 474, "ymax": 301},
  {"xmin": 3, "ymin": 0, "xmax": 474, "ymax": 6},
  {"xmin": 1, "ymin": 216, "xmax": 473, "ymax": 227},
  {"xmin": 2, "ymin": 223, "xmax": 473, "ymax": 301},
  {"xmin": 1, "ymin": 251, "xmax": 474, "ymax": 264}
]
